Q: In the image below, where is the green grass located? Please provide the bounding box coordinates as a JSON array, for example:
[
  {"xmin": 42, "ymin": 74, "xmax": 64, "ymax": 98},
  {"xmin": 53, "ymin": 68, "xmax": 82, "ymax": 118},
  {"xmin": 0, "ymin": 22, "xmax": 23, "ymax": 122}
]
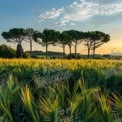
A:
[{"xmin": 0, "ymin": 59, "xmax": 121, "ymax": 122}]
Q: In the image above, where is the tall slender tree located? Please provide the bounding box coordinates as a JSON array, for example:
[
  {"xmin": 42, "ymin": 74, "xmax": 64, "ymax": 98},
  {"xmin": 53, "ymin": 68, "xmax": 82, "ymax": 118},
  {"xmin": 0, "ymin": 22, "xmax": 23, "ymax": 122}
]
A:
[
  {"xmin": 33, "ymin": 29, "xmax": 59, "ymax": 58},
  {"xmin": 83, "ymin": 32, "xmax": 94, "ymax": 58},
  {"xmin": 25, "ymin": 28, "xmax": 37, "ymax": 58},
  {"xmin": 90, "ymin": 31, "xmax": 110, "ymax": 58},
  {"xmin": 62, "ymin": 31, "xmax": 73, "ymax": 59},
  {"xmin": 83, "ymin": 31, "xmax": 110, "ymax": 58},
  {"xmin": 57, "ymin": 32, "xmax": 69, "ymax": 58},
  {"xmin": 67, "ymin": 30, "xmax": 84, "ymax": 58}
]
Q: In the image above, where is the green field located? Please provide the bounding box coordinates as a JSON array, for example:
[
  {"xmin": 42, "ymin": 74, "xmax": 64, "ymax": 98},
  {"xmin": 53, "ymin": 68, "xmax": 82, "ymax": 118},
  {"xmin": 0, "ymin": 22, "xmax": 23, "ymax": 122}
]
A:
[{"xmin": 0, "ymin": 59, "xmax": 121, "ymax": 122}]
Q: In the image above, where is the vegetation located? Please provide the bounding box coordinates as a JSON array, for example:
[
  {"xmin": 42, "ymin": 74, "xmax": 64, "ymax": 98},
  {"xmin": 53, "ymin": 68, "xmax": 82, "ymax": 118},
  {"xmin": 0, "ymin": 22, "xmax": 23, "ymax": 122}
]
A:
[
  {"xmin": 33, "ymin": 29, "xmax": 59, "ymax": 58},
  {"xmin": 25, "ymin": 28, "xmax": 38, "ymax": 58},
  {"xmin": 0, "ymin": 59, "xmax": 121, "ymax": 121},
  {"xmin": 1, "ymin": 28, "xmax": 110, "ymax": 59},
  {"xmin": 0, "ymin": 27, "xmax": 120, "ymax": 122},
  {"xmin": 0, "ymin": 45, "xmax": 16, "ymax": 58},
  {"xmin": 1, "ymin": 28, "xmax": 26, "ymax": 58},
  {"xmin": 84, "ymin": 31, "xmax": 110, "ymax": 58}
]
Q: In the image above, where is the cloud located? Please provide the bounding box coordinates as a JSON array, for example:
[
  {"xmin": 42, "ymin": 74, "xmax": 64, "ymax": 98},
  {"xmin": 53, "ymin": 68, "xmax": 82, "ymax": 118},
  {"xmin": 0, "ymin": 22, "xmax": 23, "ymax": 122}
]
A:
[
  {"xmin": 70, "ymin": 23, "xmax": 76, "ymax": 26},
  {"xmin": 98, "ymin": 2, "xmax": 122, "ymax": 15},
  {"xmin": 39, "ymin": 7, "xmax": 64, "ymax": 22},
  {"xmin": 38, "ymin": 0, "xmax": 98, "ymax": 24},
  {"xmin": 63, "ymin": 0, "xmax": 98, "ymax": 21},
  {"xmin": 38, "ymin": 0, "xmax": 122, "ymax": 26},
  {"xmin": 86, "ymin": 0, "xmax": 121, "ymax": 5},
  {"xmin": 56, "ymin": 18, "xmax": 69, "ymax": 26}
]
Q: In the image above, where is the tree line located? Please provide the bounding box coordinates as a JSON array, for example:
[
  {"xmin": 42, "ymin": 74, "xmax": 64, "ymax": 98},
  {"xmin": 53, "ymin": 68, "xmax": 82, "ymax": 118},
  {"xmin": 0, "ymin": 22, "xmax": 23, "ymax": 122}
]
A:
[{"xmin": 1, "ymin": 28, "xmax": 110, "ymax": 59}]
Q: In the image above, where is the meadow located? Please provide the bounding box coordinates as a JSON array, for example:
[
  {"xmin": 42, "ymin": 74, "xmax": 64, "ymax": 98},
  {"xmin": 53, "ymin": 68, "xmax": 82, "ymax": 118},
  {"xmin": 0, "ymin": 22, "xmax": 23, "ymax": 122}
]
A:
[{"xmin": 0, "ymin": 59, "xmax": 122, "ymax": 122}]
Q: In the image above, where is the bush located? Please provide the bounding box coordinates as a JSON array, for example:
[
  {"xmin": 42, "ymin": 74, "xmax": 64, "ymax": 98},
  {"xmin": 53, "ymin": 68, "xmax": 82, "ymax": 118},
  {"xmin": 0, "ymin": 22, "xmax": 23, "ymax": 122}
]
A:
[{"xmin": 0, "ymin": 44, "xmax": 16, "ymax": 58}]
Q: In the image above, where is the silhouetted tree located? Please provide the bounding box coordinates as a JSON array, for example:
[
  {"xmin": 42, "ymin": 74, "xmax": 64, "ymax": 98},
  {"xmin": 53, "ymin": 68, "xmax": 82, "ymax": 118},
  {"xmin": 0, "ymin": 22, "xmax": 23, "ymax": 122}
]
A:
[
  {"xmin": 34, "ymin": 29, "xmax": 59, "ymax": 58},
  {"xmin": 83, "ymin": 32, "xmax": 94, "ymax": 58},
  {"xmin": 25, "ymin": 28, "xmax": 37, "ymax": 57},
  {"xmin": 1, "ymin": 28, "xmax": 26, "ymax": 58},
  {"xmin": 83, "ymin": 31, "xmax": 110, "ymax": 58},
  {"xmin": 67, "ymin": 30, "xmax": 84, "ymax": 58},
  {"xmin": 57, "ymin": 32, "xmax": 69, "ymax": 58},
  {"xmin": 90, "ymin": 31, "xmax": 110, "ymax": 58},
  {"xmin": 62, "ymin": 31, "xmax": 73, "ymax": 59}
]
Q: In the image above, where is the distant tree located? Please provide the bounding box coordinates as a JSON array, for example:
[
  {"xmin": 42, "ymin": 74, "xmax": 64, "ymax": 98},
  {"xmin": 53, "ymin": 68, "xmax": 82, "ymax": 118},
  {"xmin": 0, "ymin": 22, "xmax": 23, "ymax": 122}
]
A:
[
  {"xmin": 83, "ymin": 32, "xmax": 94, "ymax": 58},
  {"xmin": 0, "ymin": 44, "xmax": 16, "ymax": 58},
  {"xmin": 1, "ymin": 28, "xmax": 26, "ymax": 58},
  {"xmin": 90, "ymin": 31, "xmax": 110, "ymax": 58},
  {"xmin": 67, "ymin": 30, "xmax": 84, "ymax": 58},
  {"xmin": 62, "ymin": 30, "xmax": 73, "ymax": 59},
  {"xmin": 83, "ymin": 31, "xmax": 110, "ymax": 58},
  {"xmin": 57, "ymin": 32, "xmax": 69, "ymax": 58},
  {"xmin": 25, "ymin": 28, "xmax": 37, "ymax": 58},
  {"xmin": 34, "ymin": 29, "xmax": 59, "ymax": 58}
]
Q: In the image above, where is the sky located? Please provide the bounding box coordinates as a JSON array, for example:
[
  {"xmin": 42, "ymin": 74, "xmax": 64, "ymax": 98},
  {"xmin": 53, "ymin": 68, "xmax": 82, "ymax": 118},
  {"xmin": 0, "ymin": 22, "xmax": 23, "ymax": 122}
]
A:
[{"xmin": 0, "ymin": 0, "xmax": 122, "ymax": 55}]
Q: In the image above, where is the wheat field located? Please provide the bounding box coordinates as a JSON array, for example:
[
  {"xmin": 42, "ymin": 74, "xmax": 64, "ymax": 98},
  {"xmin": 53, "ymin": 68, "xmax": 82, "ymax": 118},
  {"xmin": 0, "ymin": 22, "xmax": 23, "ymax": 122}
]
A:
[{"xmin": 0, "ymin": 59, "xmax": 121, "ymax": 122}]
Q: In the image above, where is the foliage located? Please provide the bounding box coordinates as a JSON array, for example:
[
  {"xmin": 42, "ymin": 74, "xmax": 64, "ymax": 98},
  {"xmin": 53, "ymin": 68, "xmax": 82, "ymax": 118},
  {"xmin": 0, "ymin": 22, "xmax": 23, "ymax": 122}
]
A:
[
  {"xmin": 1, "ymin": 28, "xmax": 110, "ymax": 59},
  {"xmin": 0, "ymin": 44, "xmax": 16, "ymax": 58},
  {"xmin": 1, "ymin": 28, "xmax": 26, "ymax": 58}
]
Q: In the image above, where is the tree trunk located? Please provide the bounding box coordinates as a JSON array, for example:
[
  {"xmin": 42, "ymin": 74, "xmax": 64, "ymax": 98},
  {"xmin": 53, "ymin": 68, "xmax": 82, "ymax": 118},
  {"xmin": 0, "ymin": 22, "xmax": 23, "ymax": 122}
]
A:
[
  {"xmin": 93, "ymin": 41, "xmax": 95, "ymax": 58},
  {"xmin": 46, "ymin": 43, "xmax": 48, "ymax": 59},
  {"xmin": 20, "ymin": 43, "xmax": 23, "ymax": 58},
  {"xmin": 30, "ymin": 39, "xmax": 32, "ymax": 58},
  {"xmin": 63, "ymin": 45, "xmax": 65, "ymax": 58},
  {"xmin": 16, "ymin": 44, "xmax": 23, "ymax": 58},
  {"xmin": 75, "ymin": 44, "xmax": 77, "ymax": 59},
  {"xmin": 88, "ymin": 48, "xmax": 90, "ymax": 58},
  {"xmin": 69, "ymin": 44, "xmax": 72, "ymax": 59}
]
